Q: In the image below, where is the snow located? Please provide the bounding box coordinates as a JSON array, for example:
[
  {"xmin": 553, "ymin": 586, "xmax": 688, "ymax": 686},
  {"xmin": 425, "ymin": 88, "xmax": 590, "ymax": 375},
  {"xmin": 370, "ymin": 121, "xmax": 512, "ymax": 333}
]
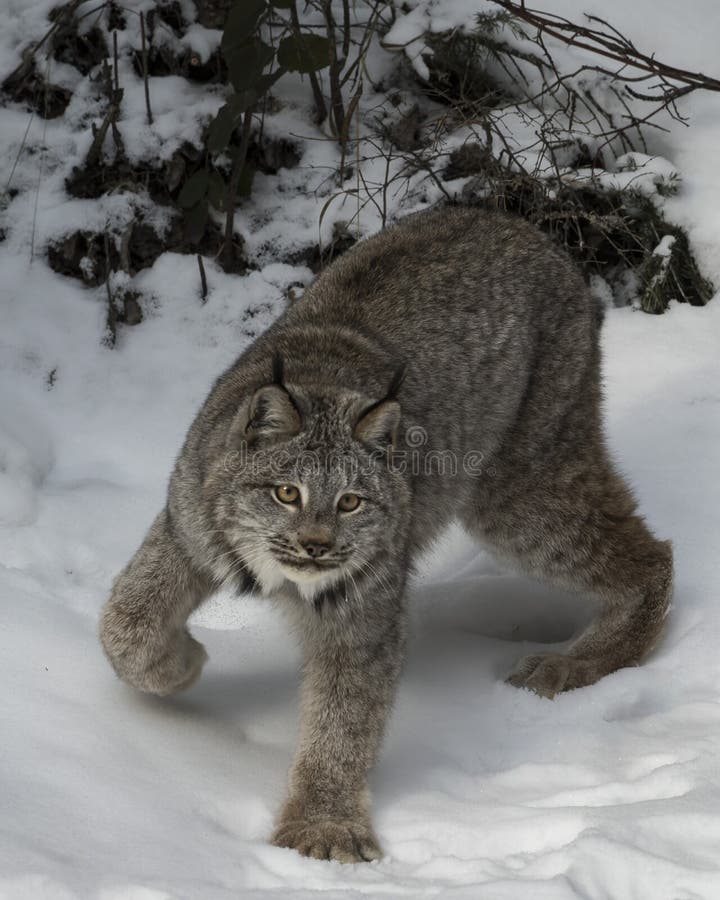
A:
[
  {"xmin": 570, "ymin": 152, "xmax": 679, "ymax": 197},
  {"xmin": 2, "ymin": 1, "xmax": 720, "ymax": 898},
  {"xmin": 386, "ymin": 0, "xmax": 720, "ymax": 282}
]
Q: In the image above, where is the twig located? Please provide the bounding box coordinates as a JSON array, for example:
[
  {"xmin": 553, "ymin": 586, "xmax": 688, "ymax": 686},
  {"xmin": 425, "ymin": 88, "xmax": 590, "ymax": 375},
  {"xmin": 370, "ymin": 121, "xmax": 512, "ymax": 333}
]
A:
[
  {"xmin": 112, "ymin": 29, "xmax": 119, "ymax": 92},
  {"xmin": 339, "ymin": 83, "xmax": 362, "ymax": 182},
  {"xmin": 86, "ymin": 60, "xmax": 122, "ymax": 165},
  {"xmin": 139, "ymin": 11, "xmax": 153, "ymax": 126},
  {"xmin": 341, "ymin": 0, "xmax": 351, "ymax": 62},
  {"xmin": 4, "ymin": 111, "xmax": 35, "ymax": 194},
  {"xmin": 222, "ymin": 108, "xmax": 254, "ymax": 269},
  {"xmin": 323, "ymin": 0, "xmax": 345, "ymax": 137},
  {"xmin": 491, "ymin": 1, "xmax": 720, "ymax": 95},
  {"xmin": 289, "ymin": 0, "xmax": 327, "ymax": 125},
  {"xmin": 340, "ymin": 1, "xmax": 385, "ymax": 89},
  {"xmin": 197, "ymin": 253, "xmax": 208, "ymax": 303}
]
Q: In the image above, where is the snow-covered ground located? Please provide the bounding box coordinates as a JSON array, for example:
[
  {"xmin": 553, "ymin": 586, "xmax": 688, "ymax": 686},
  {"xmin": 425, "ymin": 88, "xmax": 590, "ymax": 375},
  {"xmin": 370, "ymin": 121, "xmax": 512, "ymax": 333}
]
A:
[{"xmin": 2, "ymin": 2, "xmax": 720, "ymax": 898}]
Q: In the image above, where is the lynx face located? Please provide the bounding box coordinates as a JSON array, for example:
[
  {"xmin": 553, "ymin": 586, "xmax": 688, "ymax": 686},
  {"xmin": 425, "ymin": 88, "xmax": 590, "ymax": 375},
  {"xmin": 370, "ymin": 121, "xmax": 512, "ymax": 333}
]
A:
[{"xmin": 217, "ymin": 383, "xmax": 405, "ymax": 601}]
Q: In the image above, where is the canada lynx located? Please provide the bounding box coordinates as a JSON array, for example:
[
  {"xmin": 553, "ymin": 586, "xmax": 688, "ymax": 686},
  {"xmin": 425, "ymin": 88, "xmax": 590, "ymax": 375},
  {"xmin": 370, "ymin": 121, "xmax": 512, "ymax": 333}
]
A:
[{"xmin": 100, "ymin": 207, "xmax": 672, "ymax": 862}]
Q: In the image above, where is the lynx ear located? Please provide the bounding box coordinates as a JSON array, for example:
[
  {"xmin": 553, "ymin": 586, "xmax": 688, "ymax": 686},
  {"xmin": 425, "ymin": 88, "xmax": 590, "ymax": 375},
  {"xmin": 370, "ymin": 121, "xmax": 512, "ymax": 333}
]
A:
[
  {"xmin": 246, "ymin": 384, "xmax": 301, "ymax": 440},
  {"xmin": 354, "ymin": 399, "xmax": 401, "ymax": 451}
]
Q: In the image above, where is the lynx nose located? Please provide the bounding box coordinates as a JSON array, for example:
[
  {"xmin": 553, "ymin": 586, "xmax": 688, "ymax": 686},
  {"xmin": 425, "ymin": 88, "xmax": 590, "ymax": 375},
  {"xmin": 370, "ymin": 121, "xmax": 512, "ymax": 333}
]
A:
[{"xmin": 301, "ymin": 540, "xmax": 331, "ymax": 559}]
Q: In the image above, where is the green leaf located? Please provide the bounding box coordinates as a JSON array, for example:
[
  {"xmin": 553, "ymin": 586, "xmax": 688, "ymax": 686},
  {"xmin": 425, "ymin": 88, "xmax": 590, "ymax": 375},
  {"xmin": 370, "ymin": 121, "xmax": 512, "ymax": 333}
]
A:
[
  {"xmin": 207, "ymin": 105, "xmax": 237, "ymax": 154},
  {"xmin": 277, "ymin": 33, "xmax": 332, "ymax": 73},
  {"xmin": 177, "ymin": 170, "xmax": 209, "ymax": 208},
  {"xmin": 207, "ymin": 171, "xmax": 227, "ymax": 211},
  {"xmin": 221, "ymin": 0, "xmax": 267, "ymax": 54},
  {"xmin": 184, "ymin": 199, "xmax": 209, "ymax": 245},
  {"xmin": 226, "ymin": 39, "xmax": 274, "ymax": 92},
  {"xmin": 207, "ymin": 92, "xmax": 256, "ymax": 153}
]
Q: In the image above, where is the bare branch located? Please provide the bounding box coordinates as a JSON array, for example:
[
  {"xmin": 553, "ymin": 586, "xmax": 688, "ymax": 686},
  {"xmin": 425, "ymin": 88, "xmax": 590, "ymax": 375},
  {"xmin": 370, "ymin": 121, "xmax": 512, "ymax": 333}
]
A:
[{"xmin": 491, "ymin": 1, "xmax": 720, "ymax": 97}]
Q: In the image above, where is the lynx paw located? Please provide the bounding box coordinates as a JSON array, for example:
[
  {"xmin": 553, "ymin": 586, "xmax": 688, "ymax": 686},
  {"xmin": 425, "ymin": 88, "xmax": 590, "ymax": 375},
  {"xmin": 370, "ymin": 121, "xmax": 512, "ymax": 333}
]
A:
[
  {"xmin": 507, "ymin": 653, "xmax": 605, "ymax": 698},
  {"xmin": 271, "ymin": 818, "xmax": 382, "ymax": 863},
  {"xmin": 142, "ymin": 632, "xmax": 208, "ymax": 696},
  {"xmin": 101, "ymin": 612, "xmax": 208, "ymax": 697}
]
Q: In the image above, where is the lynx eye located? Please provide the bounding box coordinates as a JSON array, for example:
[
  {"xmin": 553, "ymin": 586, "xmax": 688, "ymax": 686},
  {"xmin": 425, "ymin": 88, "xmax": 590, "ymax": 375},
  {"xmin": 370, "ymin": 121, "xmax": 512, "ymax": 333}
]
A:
[
  {"xmin": 338, "ymin": 492, "xmax": 361, "ymax": 512},
  {"xmin": 274, "ymin": 484, "xmax": 300, "ymax": 505}
]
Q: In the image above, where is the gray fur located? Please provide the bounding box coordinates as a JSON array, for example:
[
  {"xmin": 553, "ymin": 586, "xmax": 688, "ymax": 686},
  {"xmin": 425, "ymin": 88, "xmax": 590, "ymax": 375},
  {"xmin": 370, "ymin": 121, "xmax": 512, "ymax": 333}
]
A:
[{"xmin": 100, "ymin": 207, "xmax": 672, "ymax": 862}]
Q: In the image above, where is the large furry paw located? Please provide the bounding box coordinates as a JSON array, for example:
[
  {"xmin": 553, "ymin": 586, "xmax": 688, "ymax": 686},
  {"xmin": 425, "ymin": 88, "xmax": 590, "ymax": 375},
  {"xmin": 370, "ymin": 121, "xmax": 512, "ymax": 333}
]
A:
[
  {"xmin": 140, "ymin": 631, "xmax": 208, "ymax": 696},
  {"xmin": 507, "ymin": 653, "xmax": 606, "ymax": 698},
  {"xmin": 271, "ymin": 818, "xmax": 382, "ymax": 863},
  {"xmin": 101, "ymin": 612, "xmax": 208, "ymax": 697}
]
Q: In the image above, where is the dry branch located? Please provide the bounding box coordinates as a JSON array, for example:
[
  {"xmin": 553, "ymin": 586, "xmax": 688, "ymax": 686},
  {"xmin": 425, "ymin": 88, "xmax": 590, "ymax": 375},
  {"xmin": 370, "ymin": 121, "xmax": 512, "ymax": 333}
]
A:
[{"xmin": 491, "ymin": 1, "xmax": 720, "ymax": 102}]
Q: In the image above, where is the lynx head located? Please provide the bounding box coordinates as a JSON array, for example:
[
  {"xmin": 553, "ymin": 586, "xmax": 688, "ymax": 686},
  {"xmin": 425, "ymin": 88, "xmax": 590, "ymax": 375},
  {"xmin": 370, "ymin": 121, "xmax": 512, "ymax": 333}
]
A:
[{"xmin": 215, "ymin": 357, "xmax": 408, "ymax": 602}]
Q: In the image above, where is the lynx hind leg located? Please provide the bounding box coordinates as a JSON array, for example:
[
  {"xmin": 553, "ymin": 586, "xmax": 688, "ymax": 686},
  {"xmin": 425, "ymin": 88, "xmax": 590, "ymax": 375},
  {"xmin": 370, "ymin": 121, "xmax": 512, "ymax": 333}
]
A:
[
  {"xmin": 479, "ymin": 467, "xmax": 672, "ymax": 699},
  {"xmin": 100, "ymin": 509, "xmax": 212, "ymax": 696}
]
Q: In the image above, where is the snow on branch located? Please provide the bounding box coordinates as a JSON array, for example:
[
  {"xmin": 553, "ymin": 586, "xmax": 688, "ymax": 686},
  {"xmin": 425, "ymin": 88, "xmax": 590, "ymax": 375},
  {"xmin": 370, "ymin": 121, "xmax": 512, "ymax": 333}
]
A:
[{"xmin": 491, "ymin": 1, "xmax": 720, "ymax": 113}]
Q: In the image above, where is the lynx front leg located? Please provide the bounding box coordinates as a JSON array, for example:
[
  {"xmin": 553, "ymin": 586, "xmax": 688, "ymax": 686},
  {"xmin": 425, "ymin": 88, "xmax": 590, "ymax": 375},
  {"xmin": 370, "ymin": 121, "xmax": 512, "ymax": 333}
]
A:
[
  {"xmin": 100, "ymin": 509, "xmax": 212, "ymax": 696},
  {"xmin": 272, "ymin": 589, "xmax": 407, "ymax": 863}
]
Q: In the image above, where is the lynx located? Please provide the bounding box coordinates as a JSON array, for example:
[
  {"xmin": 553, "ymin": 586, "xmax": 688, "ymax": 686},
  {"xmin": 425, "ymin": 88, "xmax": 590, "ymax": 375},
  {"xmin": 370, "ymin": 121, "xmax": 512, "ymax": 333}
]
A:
[{"xmin": 100, "ymin": 207, "xmax": 672, "ymax": 863}]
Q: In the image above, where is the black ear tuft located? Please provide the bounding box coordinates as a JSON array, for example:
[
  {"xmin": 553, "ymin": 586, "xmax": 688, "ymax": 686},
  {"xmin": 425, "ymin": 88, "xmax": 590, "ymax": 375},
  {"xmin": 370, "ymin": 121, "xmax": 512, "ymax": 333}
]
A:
[
  {"xmin": 386, "ymin": 363, "xmax": 406, "ymax": 401},
  {"xmin": 272, "ymin": 352, "xmax": 285, "ymax": 386}
]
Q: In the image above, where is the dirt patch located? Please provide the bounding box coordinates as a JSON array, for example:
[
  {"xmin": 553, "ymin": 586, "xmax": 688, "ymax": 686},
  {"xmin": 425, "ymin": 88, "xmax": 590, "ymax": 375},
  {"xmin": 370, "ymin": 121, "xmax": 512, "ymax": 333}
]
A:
[{"xmin": 2, "ymin": 61, "xmax": 72, "ymax": 118}]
